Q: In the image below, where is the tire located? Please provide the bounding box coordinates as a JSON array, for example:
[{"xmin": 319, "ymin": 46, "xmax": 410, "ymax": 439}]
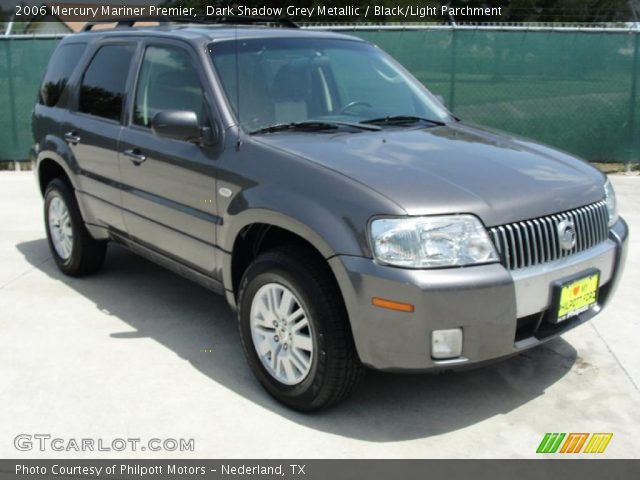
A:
[
  {"xmin": 238, "ymin": 246, "xmax": 365, "ymax": 411},
  {"xmin": 44, "ymin": 178, "xmax": 106, "ymax": 276}
]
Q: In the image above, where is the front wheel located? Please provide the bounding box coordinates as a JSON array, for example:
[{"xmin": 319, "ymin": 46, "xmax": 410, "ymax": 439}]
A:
[{"xmin": 238, "ymin": 246, "xmax": 364, "ymax": 411}]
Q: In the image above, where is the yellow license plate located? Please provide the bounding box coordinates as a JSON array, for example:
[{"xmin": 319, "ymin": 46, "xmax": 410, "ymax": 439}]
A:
[{"xmin": 557, "ymin": 273, "xmax": 599, "ymax": 322}]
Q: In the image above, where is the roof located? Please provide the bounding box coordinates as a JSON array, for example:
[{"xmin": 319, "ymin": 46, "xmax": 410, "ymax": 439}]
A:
[{"xmin": 68, "ymin": 24, "xmax": 362, "ymax": 43}]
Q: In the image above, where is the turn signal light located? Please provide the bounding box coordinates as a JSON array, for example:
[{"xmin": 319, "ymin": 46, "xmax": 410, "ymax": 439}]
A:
[{"xmin": 371, "ymin": 297, "xmax": 415, "ymax": 313}]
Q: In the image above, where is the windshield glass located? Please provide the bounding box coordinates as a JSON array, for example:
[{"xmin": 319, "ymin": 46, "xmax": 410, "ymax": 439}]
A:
[{"xmin": 208, "ymin": 37, "xmax": 451, "ymax": 133}]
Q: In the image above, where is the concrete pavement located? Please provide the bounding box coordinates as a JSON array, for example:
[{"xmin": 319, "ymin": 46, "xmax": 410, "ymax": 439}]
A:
[{"xmin": 0, "ymin": 172, "xmax": 638, "ymax": 458}]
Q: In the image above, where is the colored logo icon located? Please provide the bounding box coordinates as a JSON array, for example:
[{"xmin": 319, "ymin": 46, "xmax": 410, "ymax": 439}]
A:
[{"xmin": 537, "ymin": 433, "xmax": 613, "ymax": 454}]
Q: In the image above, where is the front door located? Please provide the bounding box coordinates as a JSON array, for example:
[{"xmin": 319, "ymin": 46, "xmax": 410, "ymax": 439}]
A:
[{"xmin": 118, "ymin": 41, "xmax": 221, "ymax": 277}]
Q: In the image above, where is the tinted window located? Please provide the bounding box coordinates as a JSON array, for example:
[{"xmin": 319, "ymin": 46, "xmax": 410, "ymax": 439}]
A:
[
  {"xmin": 134, "ymin": 46, "xmax": 205, "ymax": 128},
  {"xmin": 79, "ymin": 45, "xmax": 135, "ymax": 121},
  {"xmin": 39, "ymin": 43, "xmax": 87, "ymax": 107}
]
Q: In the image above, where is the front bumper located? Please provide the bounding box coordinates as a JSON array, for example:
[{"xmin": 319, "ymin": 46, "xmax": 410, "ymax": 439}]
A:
[{"xmin": 329, "ymin": 218, "xmax": 628, "ymax": 371}]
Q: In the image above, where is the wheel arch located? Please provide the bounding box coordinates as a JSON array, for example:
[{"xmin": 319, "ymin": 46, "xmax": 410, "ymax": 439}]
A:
[
  {"xmin": 36, "ymin": 144, "xmax": 77, "ymax": 196},
  {"xmin": 222, "ymin": 211, "xmax": 347, "ymax": 311},
  {"xmin": 38, "ymin": 156, "xmax": 73, "ymax": 196},
  {"xmin": 36, "ymin": 148, "xmax": 105, "ymax": 240}
]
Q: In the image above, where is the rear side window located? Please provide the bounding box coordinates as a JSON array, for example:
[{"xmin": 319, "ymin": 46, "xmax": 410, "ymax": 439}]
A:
[
  {"xmin": 39, "ymin": 43, "xmax": 87, "ymax": 107},
  {"xmin": 79, "ymin": 44, "xmax": 135, "ymax": 121}
]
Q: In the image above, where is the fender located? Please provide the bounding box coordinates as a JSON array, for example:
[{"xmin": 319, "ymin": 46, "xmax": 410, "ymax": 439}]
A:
[
  {"xmin": 219, "ymin": 190, "xmax": 365, "ymax": 296},
  {"xmin": 216, "ymin": 136, "xmax": 407, "ymax": 301},
  {"xmin": 35, "ymin": 134, "xmax": 78, "ymax": 193},
  {"xmin": 35, "ymin": 135, "xmax": 110, "ymax": 239}
]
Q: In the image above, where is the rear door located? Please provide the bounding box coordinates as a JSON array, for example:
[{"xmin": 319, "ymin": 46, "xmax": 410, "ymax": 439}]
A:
[
  {"xmin": 62, "ymin": 40, "xmax": 138, "ymax": 232},
  {"xmin": 118, "ymin": 39, "xmax": 222, "ymax": 276}
]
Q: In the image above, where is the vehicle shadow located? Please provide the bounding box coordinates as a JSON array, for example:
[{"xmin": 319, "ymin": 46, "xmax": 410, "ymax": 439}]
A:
[{"xmin": 17, "ymin": 239, "xmax": 578, "ymax": 442}]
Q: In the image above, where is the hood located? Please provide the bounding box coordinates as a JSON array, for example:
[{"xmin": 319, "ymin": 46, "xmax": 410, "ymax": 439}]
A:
[{"xmin": 252, "ymin": 122, "xmax": 605, "ymax": 227}]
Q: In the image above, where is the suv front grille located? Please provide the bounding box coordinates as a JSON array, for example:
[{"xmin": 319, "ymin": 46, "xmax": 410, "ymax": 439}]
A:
[{"xmin": 488, "ymin": 200, "xmax": 609, "ymax": 270}]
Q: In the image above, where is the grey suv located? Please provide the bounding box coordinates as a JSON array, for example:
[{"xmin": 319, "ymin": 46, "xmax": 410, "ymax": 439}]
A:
[{"xmin": 32, "ymin": 19, "xmax": 628, "ymax": 411}]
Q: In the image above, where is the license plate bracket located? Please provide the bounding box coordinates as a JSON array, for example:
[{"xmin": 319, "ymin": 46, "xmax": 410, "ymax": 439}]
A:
[{"xmin": 550, "ymin": 269, "xmax": 600, "ymax": 323}]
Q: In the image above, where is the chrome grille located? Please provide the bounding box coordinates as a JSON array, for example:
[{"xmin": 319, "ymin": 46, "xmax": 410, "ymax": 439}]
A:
[{"xmin": 488, "ymin": 200, "xmax": 609, "ymax": 270}]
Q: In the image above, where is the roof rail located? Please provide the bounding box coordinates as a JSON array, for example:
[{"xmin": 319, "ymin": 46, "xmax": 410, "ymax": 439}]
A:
[{"xmin": 81, "ymin": 15, "xmax": 298, "ymax": 32}]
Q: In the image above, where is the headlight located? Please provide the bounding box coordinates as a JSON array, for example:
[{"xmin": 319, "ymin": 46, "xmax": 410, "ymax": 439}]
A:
[
  {"xmin": 370, "ymin": 214, "xmax": 499, "ymax": 268},
  {"xmin": 604, "ymin": 178, "xmax": 618, "ymax": 227}
]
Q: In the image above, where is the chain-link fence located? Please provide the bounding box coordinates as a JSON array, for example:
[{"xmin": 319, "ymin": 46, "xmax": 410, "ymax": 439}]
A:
[
  {"xmin": 333, "ymin": 25, "xmax": 640, "ymax": 164},
  {"xmin": 0, "ymin": 36, "xmax": 59, "ymax": 162},
  {"xmin": 1, "ymin": 25, "xmax": 639, "ymax": 163}
]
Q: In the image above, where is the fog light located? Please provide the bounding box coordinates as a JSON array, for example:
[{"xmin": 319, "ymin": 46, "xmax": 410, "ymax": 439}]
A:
[{"xmin": 431, "ymin": 328, "xmax": 463, "ymax": 359}]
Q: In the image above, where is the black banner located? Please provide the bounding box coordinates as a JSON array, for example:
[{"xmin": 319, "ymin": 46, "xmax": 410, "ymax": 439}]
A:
[{"xmin": 1, "ymin": 460, "xmax": 640, "ymax": 480}]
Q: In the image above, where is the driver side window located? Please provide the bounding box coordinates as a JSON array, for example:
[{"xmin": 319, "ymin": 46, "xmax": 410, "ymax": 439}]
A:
[{"xmin": 133, "ymin": 45, "xmax": 206, "ymax": 128}]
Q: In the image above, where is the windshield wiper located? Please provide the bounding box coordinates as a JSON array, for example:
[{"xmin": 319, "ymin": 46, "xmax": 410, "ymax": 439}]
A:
[
  {"xmin": 360, "ymin": 115, "xmax": 446, "ymax": 127},
  {"xmin": 250, "ymin": 120, "xmax": 381, "ymax": 135}
]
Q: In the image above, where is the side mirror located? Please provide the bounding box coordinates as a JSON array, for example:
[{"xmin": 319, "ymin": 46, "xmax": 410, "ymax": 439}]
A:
[{"xmin": 151, "ymin": 110, "xmax": 202, "ymax": 142}]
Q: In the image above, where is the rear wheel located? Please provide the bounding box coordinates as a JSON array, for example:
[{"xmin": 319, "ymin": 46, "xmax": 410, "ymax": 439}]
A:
[
  {"xmin": 44, "ymin": 178, "xmax": 106, "ymax": 276},
  {"xmin": 238, "ymin": 246, "xmax": 365, "ymax": 411}
]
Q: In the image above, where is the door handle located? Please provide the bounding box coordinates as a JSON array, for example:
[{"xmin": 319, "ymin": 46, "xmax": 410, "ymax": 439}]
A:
[
  {"xmin": 123, "ymin": 148, "xmax": 147, "ymax": 166},
  {"xmin": 64, "ymin": 131, "xmax": 81, "ymax": 145}
]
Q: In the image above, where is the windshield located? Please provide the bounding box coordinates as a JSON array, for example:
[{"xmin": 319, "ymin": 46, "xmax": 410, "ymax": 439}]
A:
[{"xmin": 208, "ymin": 37, "xmax": 451, "ymax": 133}]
